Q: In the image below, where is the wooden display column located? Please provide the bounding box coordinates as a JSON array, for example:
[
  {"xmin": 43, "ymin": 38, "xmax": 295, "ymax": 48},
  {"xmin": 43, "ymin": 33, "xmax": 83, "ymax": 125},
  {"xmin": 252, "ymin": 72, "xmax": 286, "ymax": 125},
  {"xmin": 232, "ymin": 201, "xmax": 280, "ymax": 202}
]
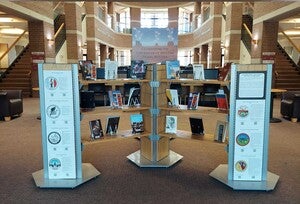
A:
[{"xmin": 127, "ymin": 64, "xmax": 183, "ymax": 167}]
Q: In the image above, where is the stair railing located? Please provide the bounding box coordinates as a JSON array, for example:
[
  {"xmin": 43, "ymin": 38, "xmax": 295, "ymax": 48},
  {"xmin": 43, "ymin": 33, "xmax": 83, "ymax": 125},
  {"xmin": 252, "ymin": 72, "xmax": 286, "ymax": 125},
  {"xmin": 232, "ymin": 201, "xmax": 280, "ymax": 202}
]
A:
[
  {"xmin": 278, "ymin": 28, "xmax": 300, "ymax": 69},
  {"xmin": 0, "ymin": 31, "xmax": 28, "ymax": 69},
  {"xmin": 241, "ymin": 23, "xmax": 253, "ymax": 53}
]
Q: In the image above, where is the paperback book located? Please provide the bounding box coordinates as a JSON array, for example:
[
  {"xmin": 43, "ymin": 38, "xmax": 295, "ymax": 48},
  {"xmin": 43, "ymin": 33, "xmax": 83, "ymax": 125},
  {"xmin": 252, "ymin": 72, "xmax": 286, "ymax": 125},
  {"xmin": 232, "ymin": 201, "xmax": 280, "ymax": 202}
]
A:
[
  {"xmin": 214, "ymin": 120, "xmax": 228, "ymax": 143},
  {"xmin": 187, "ymin": 92, "xmax": 200, "ymax": 110},
  {"xmin": 130, "ymin": 114, "xmax": 144, "ymax": 134},
  {"xmin": 108, "ymin": 90, "xmax": 123, "ymax": 108},
  {"xmin": 193, "ymin": 64, "xmax": 205, "ymax": 80},
  {"xmin": 106, "ymin": 116, "xmax": 120, "ymax": 135},
  {"xmin": 166, "ymin": 60, "xmax": 180, "ymax": 79},
  {"xmin": 89, "ymin": 119, "xmax": 104, "ymax": 140},
  {"xmin": 165, "ymin": 115, "xmax": 177, "ymax": 134},
  {"xmin": 105, "ymin": 59, "xmax": 118, "ymax": 80},
  {"xmin": 79, "ymin": 60, "xmax": 93, "ymax": 80},
  {"xmin": 131, "ymin": 60, "xmax": 146, "ymax": 79},
  {"xmin": 166, "ymin": 89, "xmax": 179, "ymax": 107},
  {"xmin": 189, "ymin": 117, "xmax": 204, "ymax": 135},
  {"xmin": 216, "ymin": 91, "xmax": 228, "ymax": 112},
  {"xmin": 127, "ymin": 87, "xmax": 140, "ymax": 107}
]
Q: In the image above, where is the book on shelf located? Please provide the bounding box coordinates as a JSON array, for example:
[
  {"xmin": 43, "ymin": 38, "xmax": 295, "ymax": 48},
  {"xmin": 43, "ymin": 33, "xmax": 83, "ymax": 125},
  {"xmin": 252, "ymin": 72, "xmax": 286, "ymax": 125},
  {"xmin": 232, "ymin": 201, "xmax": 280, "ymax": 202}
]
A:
[
  {"xmin": 214, "ymin": 120, "xmax": 228, "ymax": 143},
  {"xmin": 189, "ymin": 117, "xmax": 204, "ymax": 135},
  {"xmin": 166, "ymin": 89, "xmax": 179, "ymax": 107},
  {"xmin": 192, "ymin": 64, "xmax": 205, "ymax": 80},
  {"xmin": 78, "ymin": 60, "xmax": 93, "ymax": 80},
  {"xmin": 131, "ymin": 60, "xmax": 147, "ymax": 79},
  {"xmin": 130, "ymin": 113, "xmax": 144, "ymax": 134},
  {"xmin": 166, "ymin": 60, "xmax": 180, "ymax": 79},
  {"xmin": 165, "ymin": 115, "xmax": 177, "ymax": 134},
  {"xmin": 187, "ymin": 92, "xmax": 200, "ymax": 110},
  {"xmin": 89, "ymin": 119, "xmax": 104, "ymax": 140},
  {"xmin": 106, "ymin": 116, "xmax": 120, "ymax": 135},
  {"xmin": 127, "ymin": 87, "xmax": 140, "ymax": 107},
  {"xmin": 215, "ymin": 90, "xmax": 228, "ymax": 112},
  {"xmin": 105, "ymin": 59, "xmax": 118, "ymax": 80},
  {"xmin": 108, "ymin": 90, "xmax": 123, "ymax": 108}
]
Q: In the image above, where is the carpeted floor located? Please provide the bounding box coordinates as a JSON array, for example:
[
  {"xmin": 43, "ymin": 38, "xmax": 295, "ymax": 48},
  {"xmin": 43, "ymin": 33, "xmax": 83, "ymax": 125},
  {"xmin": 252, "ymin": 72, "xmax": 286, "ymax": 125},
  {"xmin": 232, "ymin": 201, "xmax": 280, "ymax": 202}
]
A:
[{"xmin": 0, "ymin": 97, "xmax": 299, "ymax": 204}]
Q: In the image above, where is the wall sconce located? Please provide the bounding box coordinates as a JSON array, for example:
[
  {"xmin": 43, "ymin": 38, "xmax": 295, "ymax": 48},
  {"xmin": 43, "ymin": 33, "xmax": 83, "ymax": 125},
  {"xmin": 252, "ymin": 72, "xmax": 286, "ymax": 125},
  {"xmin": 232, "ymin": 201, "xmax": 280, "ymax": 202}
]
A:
[
  {"xmin": 47, "ymin": 38, "xmax": 54, "ymax": 46},
  {"xmin": 252, "ymin": 39, "xmax": 259, "ymax": 45}
]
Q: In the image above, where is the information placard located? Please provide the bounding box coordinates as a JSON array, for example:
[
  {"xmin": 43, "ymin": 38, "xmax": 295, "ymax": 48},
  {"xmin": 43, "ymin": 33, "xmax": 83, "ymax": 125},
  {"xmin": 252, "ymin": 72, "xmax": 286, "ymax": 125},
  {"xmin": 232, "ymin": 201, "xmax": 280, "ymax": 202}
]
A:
[{"xmin": 43, "ymin": 69, "xmax": 76, "ymax": 179}]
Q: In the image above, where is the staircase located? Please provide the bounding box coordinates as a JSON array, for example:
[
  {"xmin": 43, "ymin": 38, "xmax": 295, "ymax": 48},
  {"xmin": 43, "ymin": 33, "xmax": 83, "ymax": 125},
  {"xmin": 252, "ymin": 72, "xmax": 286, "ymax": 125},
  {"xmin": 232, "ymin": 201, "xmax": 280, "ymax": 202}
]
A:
[
  {"xmin": 0, "ymin": 46, "xmax": 32, "ymax": 97},
  {"xmin": 274, "ymin": 44, "xmax": 300, "ymax": 91}
]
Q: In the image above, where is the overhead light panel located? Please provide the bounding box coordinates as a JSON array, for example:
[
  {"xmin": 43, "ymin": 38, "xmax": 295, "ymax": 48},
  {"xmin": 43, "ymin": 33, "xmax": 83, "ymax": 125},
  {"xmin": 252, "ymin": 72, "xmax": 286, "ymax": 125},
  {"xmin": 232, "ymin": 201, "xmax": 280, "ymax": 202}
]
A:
[{"xmin": 0, "ymin": 28, "xmax": 24, "ymax": 34}]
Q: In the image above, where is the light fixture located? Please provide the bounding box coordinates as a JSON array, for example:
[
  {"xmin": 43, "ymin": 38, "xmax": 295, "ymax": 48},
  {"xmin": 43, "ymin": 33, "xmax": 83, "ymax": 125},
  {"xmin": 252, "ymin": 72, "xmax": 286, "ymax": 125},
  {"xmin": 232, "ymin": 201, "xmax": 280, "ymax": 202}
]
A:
[
  {"xmin": 252, "ymin": 39, "xmax": 258, "ymax": 45},
  {"xmin": 47, "ymin": 38, "xmax": 55, "ymax": 46}
]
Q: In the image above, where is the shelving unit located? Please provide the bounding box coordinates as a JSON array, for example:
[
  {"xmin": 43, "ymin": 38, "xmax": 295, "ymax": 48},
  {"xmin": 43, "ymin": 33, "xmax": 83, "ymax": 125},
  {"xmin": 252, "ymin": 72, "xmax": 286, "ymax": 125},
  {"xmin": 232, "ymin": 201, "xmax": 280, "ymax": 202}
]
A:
[{"xmin": 127, "ymin": 64, "xmax": 183, "ymax": 167}]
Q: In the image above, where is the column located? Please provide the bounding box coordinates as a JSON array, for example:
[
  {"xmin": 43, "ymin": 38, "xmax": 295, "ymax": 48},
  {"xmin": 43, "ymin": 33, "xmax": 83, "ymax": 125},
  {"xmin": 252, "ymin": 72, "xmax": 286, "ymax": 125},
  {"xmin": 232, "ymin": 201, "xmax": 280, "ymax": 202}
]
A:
[
  {"xmin": 193, "ymin": 2, "xmax": 201, "ymax": 30},
  {"xmin": 209, "ymin": 2, "xmax": 222, "ymax": 68},
  {"xmin": 224, "ymin": 2, "xmax": 243, "ymax": 64},
  {"xmin": 100, "ymin": 44, "xmax": 107, "ymax": 67},
  {"xmin": 85, "ymin": 2, "xmax": 99, "ymax": 64},
  {"xmin": 130, "ymin": 7, "xmax": 141, "ymax": 28},
  {"xmin": 168, "ymin": 7, "xmax": 178, "ymax": 28},
  {"xmin": 193, "ymin": 48, "xmax": 200, "ymax": 64},
  {"xmin": 28, "ymin": 20, "xmax": 55, "ymax": 97},
  {"xmin": 200, "ymin": 45, "xmax": 208, "ymax": 68},
  {"xmin": 64, "ymin": 2, "xmax": 83, "ymax": 63}
]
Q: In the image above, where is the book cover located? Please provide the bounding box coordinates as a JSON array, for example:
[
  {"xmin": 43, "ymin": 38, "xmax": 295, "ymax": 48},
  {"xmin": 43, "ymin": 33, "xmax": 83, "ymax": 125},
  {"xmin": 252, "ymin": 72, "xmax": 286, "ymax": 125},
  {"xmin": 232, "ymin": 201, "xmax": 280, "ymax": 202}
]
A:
[
  {"xmin": 166, "ymin": 60, "xmax": 180, "ymax": 79},
  {"xmin": 165, "ymin": 115, "xmax": 177, "ymax": 134},
  {"xmin": 89, "ymin": 119, "xmax": 104, "ymax": 140},
  {"xmin": 106, "ymin": 116, "xmax": 120, "ymax": 135},
  {"xmin": 127, "ymin": 87, "xmax": 140, "ymax": 106},
  {"xmin": 189, "ymin": 117, "xmax": 204, "ymax": 135},
  {"xmin": 109, "ymin": 90, "xmax": 123, "ymax": 108},
  {"xmin": 130, "ymin": 114, "xmax": 144, "ymax": 134},
  {"xmin": 131, "ymin": 60, "xmax": 146, "ymax": 79},
  {"xmin": 105, "ymin": 59, "xmax": 118, "ymax": 80},
  {"xmin": 193, "ymin": 64, "xmax": 204, "ymax": 80},
  {"xmin": 166, "ymin": 89, "xmax": 179, "ymax": 107},
  {"xmin": 187, "ymin": 92, "xmax": 200, "ymax": 110},
  {"xmin": 214, "ymin": 120, "xmax": 227, "ymax": 143},
  {"xmin": 79, "ymin": 60, "xmax": 93, "ymax": 80},
  {"xmin": 216, "ymin": 93, "xmax": 228, "ymax": 111}
]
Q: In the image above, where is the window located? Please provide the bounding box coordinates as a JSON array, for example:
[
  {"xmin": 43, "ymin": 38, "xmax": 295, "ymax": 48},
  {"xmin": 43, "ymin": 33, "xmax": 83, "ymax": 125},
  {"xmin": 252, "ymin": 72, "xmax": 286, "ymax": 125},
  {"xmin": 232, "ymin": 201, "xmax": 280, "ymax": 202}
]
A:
[
  {"xmin": 178, "ymin": 8, "xmax": 192, "ymax": 34},
  {"xmin": 178, "ymin": 50, "xmax": 193, "ymax": 66},
  {"xmin": 141, "ymin": 9, "xmax": 168, "ymax": 28},
  {"xmin": 118, "ymin": 8, "xmax": 131, "ymax": 33},
  {"xmin": 117, "ymin": 50, "xmax": 131, "ymax": 66}
]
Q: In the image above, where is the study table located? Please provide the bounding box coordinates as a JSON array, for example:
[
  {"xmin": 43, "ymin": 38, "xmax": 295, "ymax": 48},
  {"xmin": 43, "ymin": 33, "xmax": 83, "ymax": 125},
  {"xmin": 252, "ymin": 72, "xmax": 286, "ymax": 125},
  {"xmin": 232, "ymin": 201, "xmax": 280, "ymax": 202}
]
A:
[{"xmin": 270, "ymin": 88, "xmax": 287, "ymax": 123}]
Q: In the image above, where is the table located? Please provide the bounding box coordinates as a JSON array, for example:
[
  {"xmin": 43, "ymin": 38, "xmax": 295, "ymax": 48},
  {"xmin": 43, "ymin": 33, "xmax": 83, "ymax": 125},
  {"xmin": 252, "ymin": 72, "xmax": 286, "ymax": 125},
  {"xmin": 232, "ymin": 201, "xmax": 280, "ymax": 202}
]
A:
[{"xmin": 270, "ymin": 88, "xmax": 287, "ymax": 123}]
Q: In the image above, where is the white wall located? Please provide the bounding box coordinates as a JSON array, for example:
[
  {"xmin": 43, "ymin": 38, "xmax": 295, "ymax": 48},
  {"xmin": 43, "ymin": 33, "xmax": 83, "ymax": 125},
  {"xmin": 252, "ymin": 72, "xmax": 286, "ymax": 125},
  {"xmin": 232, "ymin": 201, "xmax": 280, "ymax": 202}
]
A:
[{"xmin": 239, "ymin": 41, "xmax": 251, "ymax": 64}]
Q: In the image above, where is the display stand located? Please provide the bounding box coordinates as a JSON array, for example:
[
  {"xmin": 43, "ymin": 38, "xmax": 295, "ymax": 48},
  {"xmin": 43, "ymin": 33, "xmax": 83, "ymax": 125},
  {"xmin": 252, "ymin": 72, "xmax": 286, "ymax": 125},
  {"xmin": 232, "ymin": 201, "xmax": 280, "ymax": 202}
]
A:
[
  {"xmin": 32, "ymin": 63, "xmax": 100, "ymax": 188},
  {"xmin": 210, "ymin": 64, "xmax": 279, "ymax": 191},
  {"xmin": 127, "ymin": 64, "xmax": 183, "ymax": 167}
]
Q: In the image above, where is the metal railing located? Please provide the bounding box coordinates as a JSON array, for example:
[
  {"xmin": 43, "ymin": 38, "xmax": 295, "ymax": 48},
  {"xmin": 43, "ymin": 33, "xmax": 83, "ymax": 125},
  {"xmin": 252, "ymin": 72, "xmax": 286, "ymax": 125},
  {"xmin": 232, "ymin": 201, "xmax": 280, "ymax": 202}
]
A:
[
  {"xmin": 278, "ymin": 28, "xmax": 300, "ymax": 68},
  {"xmin": 0, "ymin": 31, "xmax": 29, "ymax": 70}
]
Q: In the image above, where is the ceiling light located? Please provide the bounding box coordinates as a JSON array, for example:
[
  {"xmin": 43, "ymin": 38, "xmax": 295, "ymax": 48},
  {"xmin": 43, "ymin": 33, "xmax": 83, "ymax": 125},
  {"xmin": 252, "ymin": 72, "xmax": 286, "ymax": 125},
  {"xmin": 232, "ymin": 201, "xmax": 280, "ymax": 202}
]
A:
[
  {"xmin": 0, "ymin": 28, "xmax": 24, "ymax": 34},
  {"xmin": 0, "ymin": 17, "xmax": 14, "ymax": 22}
]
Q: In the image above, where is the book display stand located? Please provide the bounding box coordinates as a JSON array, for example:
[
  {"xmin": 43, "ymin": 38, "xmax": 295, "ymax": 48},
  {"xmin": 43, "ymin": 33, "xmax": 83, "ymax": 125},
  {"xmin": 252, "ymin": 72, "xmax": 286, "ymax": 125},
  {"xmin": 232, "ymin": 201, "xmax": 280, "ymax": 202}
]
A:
[
  {"xmin": 210, "ymin": 64, "xmax": 279, "ymax": 191},
  {"xmin": 127, "ymin": 64, "xmax": 183, "ymax": 167},
  {"xmin": 32, "ymin": 63, "xmax": 100, "ymax": 188}
]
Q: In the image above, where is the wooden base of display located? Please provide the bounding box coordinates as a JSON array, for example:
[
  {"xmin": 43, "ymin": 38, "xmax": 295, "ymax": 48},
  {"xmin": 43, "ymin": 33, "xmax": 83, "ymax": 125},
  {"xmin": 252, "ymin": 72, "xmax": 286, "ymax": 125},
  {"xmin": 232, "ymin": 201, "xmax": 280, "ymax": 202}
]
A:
[
  {"xmin": 127, "ymin": 150, "xmax": 183, "ymax": 168},
  {"xmin": 32, "ymin": 163, "xmax": 100, "ymax": 188},
  {"xmin": 209, "ymin": 164, "xmax": 279, "ymax": 191}
]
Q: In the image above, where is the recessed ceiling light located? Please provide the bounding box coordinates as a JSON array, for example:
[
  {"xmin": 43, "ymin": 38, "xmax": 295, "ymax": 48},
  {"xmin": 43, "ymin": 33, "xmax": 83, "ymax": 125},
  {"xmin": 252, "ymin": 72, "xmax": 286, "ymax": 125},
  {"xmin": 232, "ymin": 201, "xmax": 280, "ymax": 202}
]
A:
[{"xmin": 0, "ymin": 17, "xmax": 14, "ymax": 22}]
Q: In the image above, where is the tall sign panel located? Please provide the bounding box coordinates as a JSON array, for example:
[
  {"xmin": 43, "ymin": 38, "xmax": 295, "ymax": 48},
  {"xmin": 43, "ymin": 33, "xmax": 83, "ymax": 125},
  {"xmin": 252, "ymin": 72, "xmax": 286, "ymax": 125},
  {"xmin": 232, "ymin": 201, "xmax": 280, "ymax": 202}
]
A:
[
  {"xmin": 210, "ymin": 64, "xmax": 279, "ymax": 191},
  {"xmin": 33, "ymin": 63, "xmax": 100, "ymax": 188}
]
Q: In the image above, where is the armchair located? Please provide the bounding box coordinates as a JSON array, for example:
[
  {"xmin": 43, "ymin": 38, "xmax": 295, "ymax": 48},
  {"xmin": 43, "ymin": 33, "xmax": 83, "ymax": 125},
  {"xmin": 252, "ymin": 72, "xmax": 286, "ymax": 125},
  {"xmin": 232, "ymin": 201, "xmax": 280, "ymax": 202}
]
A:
[
  {"xmin": 280, "ymin": 91, "xmax": 300, "ymax": 122},
  {"xmin": 0, "ymin": 90, "xmax": 23, "ymax": 121}
]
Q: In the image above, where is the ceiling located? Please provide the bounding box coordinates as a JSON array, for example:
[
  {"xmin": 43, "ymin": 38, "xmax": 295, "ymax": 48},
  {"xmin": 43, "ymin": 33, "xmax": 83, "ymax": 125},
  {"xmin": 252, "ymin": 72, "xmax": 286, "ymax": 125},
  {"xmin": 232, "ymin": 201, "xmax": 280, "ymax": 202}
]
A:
[{"xmin": 0, "ymin": 2, "xmax": 299, "ymax": 41}]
